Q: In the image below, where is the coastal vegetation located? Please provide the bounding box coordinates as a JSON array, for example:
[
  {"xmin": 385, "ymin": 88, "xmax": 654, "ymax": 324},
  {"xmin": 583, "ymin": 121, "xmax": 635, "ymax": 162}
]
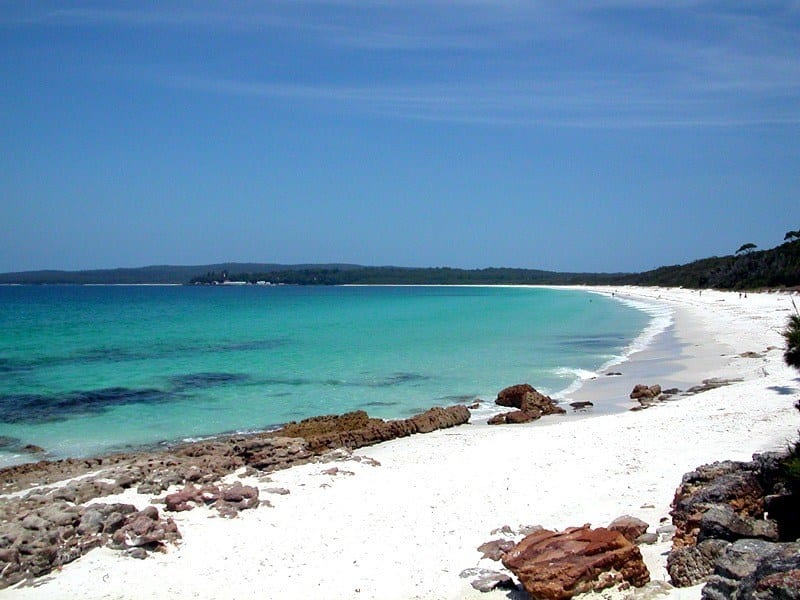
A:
[
  {"xmin": 2, "ymin": 232, "xmax": 798, "ymax": 290},
  {"xmin": 781, "ymin": 307, "xmax": 800, "ymax": 492}
]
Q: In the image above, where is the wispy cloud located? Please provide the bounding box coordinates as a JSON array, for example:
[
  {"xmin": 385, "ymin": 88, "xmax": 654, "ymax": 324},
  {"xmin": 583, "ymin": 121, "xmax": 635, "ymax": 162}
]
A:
[
  {"xmin": 163, "ymin": 69, "xmax": 800, "ymax": 129},
  {"xmin": 5, "ymin": 1, "xmax": 800, "ymax": 128}
]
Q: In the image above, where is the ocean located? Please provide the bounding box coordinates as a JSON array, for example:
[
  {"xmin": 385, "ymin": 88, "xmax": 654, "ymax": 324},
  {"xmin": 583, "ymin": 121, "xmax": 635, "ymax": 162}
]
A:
[{"xmin": 0, "ymin": 285, "xmax": 665, "ymax": 466}]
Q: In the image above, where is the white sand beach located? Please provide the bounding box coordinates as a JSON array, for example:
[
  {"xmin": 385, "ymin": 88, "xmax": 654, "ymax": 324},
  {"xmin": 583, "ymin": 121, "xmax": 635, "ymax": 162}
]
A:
[{"xmin": 6, "ymin": 287, "xmax": 800, "ymax": 600}]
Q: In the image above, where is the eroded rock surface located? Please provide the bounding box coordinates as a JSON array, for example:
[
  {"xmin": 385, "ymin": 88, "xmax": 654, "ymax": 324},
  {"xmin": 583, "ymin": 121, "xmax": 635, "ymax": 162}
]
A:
[
  {"xmin": 0, "ymin": 502, "xmax": 178, "ymax": 588},
  {"xmin": 501, "ymin": 525, "xmax": 650, "ymax": 599},
  {"xmin": 667, "ymin": 452, "xmax": 799, "ymax": 595},
  {"xmin": 0, "ymin": 404, "xmax": 470, "ymax": 588}
]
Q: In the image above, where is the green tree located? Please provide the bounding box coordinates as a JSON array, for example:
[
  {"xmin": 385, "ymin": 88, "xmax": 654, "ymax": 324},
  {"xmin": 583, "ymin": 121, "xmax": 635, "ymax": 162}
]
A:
[
  {"xmin": 782, "ymin": 306, "xmax": 800, "ymax": 494},
  {"xmin": 785, "ymin": 230, "xmax": 800, "ymax": 242},
  {"xmin": 736, "ymin": 243, "xmax": 757, "ymax": 254},
  {"xmin": 785, "ymin": 310, "xmax": 800, "ymax": 370}
]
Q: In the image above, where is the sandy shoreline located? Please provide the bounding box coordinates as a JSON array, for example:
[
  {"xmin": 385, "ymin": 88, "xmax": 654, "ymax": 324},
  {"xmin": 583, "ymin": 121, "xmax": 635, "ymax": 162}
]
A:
[{"xmin": 4, "ymin": 286, "xmax": 799, "ymax": 599}]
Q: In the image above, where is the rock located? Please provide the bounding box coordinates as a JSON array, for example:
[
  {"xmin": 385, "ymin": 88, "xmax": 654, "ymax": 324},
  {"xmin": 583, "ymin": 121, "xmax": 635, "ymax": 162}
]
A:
[
  {"xmin": 38, "ymin": 504, "xmax": 80, "ymax": 527},
  {"xmin": 477, "ymin": 539, "xmax": 515, "ymax": 561},
  {"xmin": 670, "ymin": 460, "xmax": 765, "ymax": 548},
  {"xmin": 495, "ymin": 384, "xmax": 566, "ymax": 415},
  {"xmin": 505, "ymin": 409, "xmax": 541, "ymax": 424},
  {"xmin": 502, "ymin": 525, "xmax": 650, "ymax": 598},
  {"xmin": 127, "ymin": 547, "xmax": 148, "ymax": 560},
  {"xmin": 490, "ymin": 525, "xmax": 515, "ymax": 536},
  {"xmin": 518, "ymin": 524, "xmax": 545, "ymax": 536},
  {"xmin": 667, "ymin": 539, "xmax": 730, "ymax": 587},
  {"xmin": 635, "ymin": 532, "xmax": 658, "ymax": 545},
  {"xmin": 487, "ymin": 413, "xmax": 507, "ymax": 425},
  {"xmin": 0, "ymin": 404, "xmax": 473, "ymax": 588},
  {"xmin": 77, "ymin": 510, "xmax": 105, "ymax": 535},
  {"xmin": 265, "ymin": 487, "xmax": 290, "ymax": 495},
  {"xmin": 698, "ymin": 504, "xmax": 779, "ymax": 543},
  {"xmin": 459, "ymin": 568, "xmax": 517, "ymax": 592},
  {"xmin": 630, "ymin": 384, "xmax": 662, "ymax": 400},
  {"xmin": 278, "ymin": 405, "xmax": 470, "ymax": 453},
  {"xmin": 683, "ymin": 378, "xmax": 741, "ymax": 396},
  {"xmin": 21, "ymin": 445, "xmax": 45, "ymax": 454},
  {"xmin": 656, "ymin": 524, "xmax": 676, "ymax": 542},
  {"xmin": 702, "ymin": 540, "xmax": 800, "ymax": 600},
  {"xmin": 467, "ymin": 402, "xmax": 481, "ymax": 410},
  {"xmin": 471, "ymin": 572, "xmax": 516, "ymax": 593},
  {"xmin": 111, "ymin": 506, "xmax": 180, "ymax": 550},
  {"xmin": 608, "ymin": 515, "xmax": 650, "ymax": 543},
  {"xmin": 569, "ymin": 401, "xmax": 593, "ymax": 410},
  {"xmin": 20, "ymin": 515, "xmax": 50, "ymax": 531}
]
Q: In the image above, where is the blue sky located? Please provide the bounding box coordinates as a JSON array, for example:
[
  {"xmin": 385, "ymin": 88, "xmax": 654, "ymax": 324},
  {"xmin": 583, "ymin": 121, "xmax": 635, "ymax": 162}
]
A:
[{"xmin": 1, "ymin": 1, "xmax": 798, "ymax": 273}]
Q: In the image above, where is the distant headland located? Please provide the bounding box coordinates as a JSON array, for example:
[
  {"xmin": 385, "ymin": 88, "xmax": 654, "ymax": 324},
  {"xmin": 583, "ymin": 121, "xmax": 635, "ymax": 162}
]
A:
[{"xmin": 1, "ymin": 234, "xmax": 798, "ymax": 290}]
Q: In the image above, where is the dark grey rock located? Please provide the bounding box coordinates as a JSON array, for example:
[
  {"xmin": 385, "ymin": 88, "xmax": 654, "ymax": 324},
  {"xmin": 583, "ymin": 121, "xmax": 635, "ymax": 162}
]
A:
[
  {"xmin": 714, "ymin": 539, "xmax": 779, "ymax": 581},
  {"xmin": 635, "ymin": 532, "xmax": 658, "ymax": 545},
  {"xmin": 702, "ymin": 540, "xmax": 800, "ymax": 599},
  {"xmin": 698, "ymin": 504, "xmax": 779, "ymax": 543},
  {"xmin": 127, "ymin": 547, "xmax": 148, "ymax": 560},
  {"xmin": 668, "ymin": 539, "xmax": 730, "ymax": 587}
]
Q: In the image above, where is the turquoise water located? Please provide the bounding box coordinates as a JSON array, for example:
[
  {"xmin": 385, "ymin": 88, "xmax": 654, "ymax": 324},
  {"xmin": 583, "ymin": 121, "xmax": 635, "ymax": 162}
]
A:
[{"xmin": 0, "ymin": 285, "xmax": 651, "ymax": 465}]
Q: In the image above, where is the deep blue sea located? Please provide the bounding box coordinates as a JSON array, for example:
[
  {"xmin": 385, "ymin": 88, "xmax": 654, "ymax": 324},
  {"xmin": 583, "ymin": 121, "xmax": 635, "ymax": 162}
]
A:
[{"xmin": 0, "ymin": 285, "xmax": 658, "ymax": 466}]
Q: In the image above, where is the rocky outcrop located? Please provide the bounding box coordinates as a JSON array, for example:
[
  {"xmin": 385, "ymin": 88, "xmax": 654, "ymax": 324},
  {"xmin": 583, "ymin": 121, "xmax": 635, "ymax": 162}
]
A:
[
  {"xmin": 0, "ymin": 501, "xmax": 179, "ymax": 588},
  {"xmin": 702, "ymin": 539, "xmax": 800, "ymax": 599},
  {"xmin": 0, "ymin": 404, "xmax": 470, "ymax": 589},
  {"xmin": 670, "ymin": 460, "xmax": 766, "ymax": 549},
  {"xmin": 489, "ymin": 384, "xmax": 566, "ymax": 424},
  {"xmin": 279, "ymin": 406, "xmax": 470, "ymax": 453},
  {"xmin": 0, "ymin": 405, "xmax": 470, "ymax": 496},
  {"xmin": 501, "ymin": 525, "xmax": 650, "ymax": 599},
  {"xmin": 667, "ymin": 452, "xmax": 800, "ymax": 594},
  {"xmin": 667, "ymin": 539, "xmax": 731, "ymax": 587}
]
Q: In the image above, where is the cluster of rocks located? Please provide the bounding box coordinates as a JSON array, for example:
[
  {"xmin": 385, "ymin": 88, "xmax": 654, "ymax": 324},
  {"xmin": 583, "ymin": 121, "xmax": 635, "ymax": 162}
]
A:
[
  {"xmin": 629, "ymin": 383, "xmax": 682, "ymax": 410},
  {"xmin": 465, "ymin": 516, "xmax": 654, "ymax": 598},
  {"xmin": 0, "ymin": 404, "xmax": 470, "ymax": 588},
  {"xmin": 0, "ymin": 499, "xmax": 179, "ymax": 587},
  {"xmin": 487, "ymin": 384, "xmax": 566, "ymax": 424},
  {"xmin": 163, "ymin": 481, "xmax": 260, "ymax": 518},
  {"xmin": 666, "ymin": 453, "xmax": 800, "ymax": 597},
  {"xmin": 628, "ymin": 378, "xmax": 741, "ymax": 411}
]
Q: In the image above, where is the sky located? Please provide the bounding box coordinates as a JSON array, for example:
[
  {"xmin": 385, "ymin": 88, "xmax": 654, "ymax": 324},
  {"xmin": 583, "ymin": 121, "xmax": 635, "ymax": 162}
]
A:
[{"xmin": 1, "ymin": 1, "xmax": 799, "ymax": 273}]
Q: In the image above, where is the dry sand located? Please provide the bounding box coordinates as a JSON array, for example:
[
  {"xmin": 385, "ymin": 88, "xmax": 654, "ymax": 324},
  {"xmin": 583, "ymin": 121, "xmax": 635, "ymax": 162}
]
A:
[{"xmin": 5, "ymin": 286, "xmax": 800, "ymax": 600}]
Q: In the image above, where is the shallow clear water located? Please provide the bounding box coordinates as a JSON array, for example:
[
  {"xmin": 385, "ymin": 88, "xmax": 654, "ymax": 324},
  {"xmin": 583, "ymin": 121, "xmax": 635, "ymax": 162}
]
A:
[{"xmin": 0, "ymin": 285, "xmax": 651, "ymax": 464}]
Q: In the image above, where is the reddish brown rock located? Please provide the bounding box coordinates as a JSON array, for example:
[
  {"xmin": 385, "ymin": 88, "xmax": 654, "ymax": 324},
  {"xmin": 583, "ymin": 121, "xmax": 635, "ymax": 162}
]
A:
[
  {"xmin": 630, "ymin": 384, "xmax": 662, "ymax": 400},
  {"xmin": 608, "ymin": 515, "xmax": 650, "ymax": 543},
  {"xmin": 670, "ymin": 461, "xmax": 764, "ymax": 548},
  {"xmin": 501, "ymin": 525, "xmax": 650, "ymax": 599},
  {"xmin": 496, "ymin": 384, "xmax": 566, "ymax": 416},
  {"xmin": 280, "ymin": 405, "xmax": 470, "ymax": 453}
]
